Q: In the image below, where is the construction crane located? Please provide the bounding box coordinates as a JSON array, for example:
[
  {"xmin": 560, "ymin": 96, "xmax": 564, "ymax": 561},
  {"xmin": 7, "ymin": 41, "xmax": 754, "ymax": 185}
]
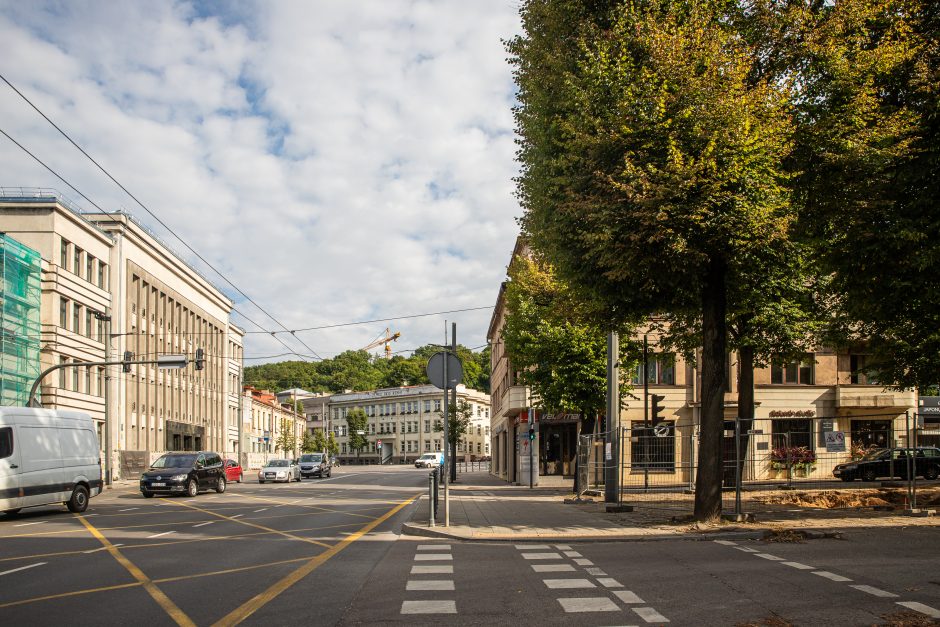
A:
[{"xmin": 360, "ymin": 327, "xmax": 401, "ymax": 360}]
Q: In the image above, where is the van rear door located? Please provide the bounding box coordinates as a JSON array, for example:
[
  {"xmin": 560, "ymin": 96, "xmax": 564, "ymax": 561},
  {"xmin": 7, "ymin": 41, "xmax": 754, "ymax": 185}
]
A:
[{"xmin": 0, "ymin": 426, "xmax": 22, "ymax": 512}]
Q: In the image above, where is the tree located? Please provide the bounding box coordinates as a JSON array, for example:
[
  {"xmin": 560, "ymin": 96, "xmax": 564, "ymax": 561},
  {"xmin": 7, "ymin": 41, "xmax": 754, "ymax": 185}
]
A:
[
  {"xmin": 502, "ymin": 253, "xmax": 636, "ymax": 492},
  {"xmin": 312, "ymin": 428, "xmax": 328, "ymax": 453},
  {"xmin": 511, "ymin": 0, "xmax": 797, "ymax": 519},
  {"xmin": 275, "ymin": 418, "xmax": 297, "ymax": 458},
  {"xmin": 300, "ymin": 430, "xmax": 316, "ymax": 454},
  {"xmin": 345, "ymin": 409, "xmax": 369, "ymax": 460},
  {"xmin": 440, "ymin": 399, "xmax": 474, "ymax": 482},
  {"xmin": 326, "ymin": 432, "xmax": 339, "ymax": 458}
]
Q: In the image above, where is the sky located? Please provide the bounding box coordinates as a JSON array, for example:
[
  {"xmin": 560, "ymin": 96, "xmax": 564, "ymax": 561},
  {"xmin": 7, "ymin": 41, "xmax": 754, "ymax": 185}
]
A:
[{"xmin": 0, "ymin": 0, "xmax": 523, "ymax": 365}]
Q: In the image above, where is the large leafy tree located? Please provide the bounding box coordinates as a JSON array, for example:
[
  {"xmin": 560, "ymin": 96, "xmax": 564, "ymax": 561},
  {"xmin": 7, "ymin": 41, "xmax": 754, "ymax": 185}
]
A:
[
  {"xmin": 511, "ymin": 0, "xmax": 797, "ymax": 519},
  {"xmin": 345, "ymin": 409, "xmax": 369, "ymax": 459},
  {"xmin": 275, "ymin": 418, "xmax": 297, "ymax": 458}
]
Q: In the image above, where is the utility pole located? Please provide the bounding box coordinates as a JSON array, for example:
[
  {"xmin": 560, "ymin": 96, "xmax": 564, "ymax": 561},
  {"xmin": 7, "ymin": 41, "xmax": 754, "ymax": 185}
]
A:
[
  {"xmin": 93, "ymin": 310, "xmax": 112, "ymax": 486},
  {"xmin": 604, "ymin": 331, "xmax": 619, "ymax": 503},
  {"xmin": 450, "ymin": 322, "xmax": 458, "ymax": 483},
  {"xmin": 442, "ymin": 322, "xmax": 450, "ymax": 526}
]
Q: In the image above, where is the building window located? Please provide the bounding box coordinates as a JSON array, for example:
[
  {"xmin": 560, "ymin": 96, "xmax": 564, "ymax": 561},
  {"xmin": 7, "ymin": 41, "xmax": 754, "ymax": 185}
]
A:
[
  {"xmin": 98, "ymin": 367, "xmax": 105, "ymax": 396},
  {"xmin": 60, "ymin": 356, "xmax": 68, "ymax": 387},
  {"xmin": 74, "ymin": 247, "xmax": 82, "ymax": 277},
  {"xmin": 60, "ymin": 297, "xmax": 69, "ymax": 328},
  {"xmin": 424, "ymin": 400, "xmax": 431, "ymax": 412},
  {"xmin": 771, "ymin": 354, "xmax": 815, "ymax": 385},
  {"xmin": 425, "ymin": 441, "xmax": 431, "ymax": 452},
  {"xmin": 850, "ymin": 354, "xmax": 880, "ymax": 385},
  {"xmin": 72, "ymin": 361, "xmax": 80, "ymax": 392},
  {"xmin": 85, "ymin": 366, "xmax": 91, "ymax": 394},
  {"xmin": 434, "ymin": 400, "xmax": 441, "ymax": 412},
  {"xmin": 98, "ymin": 262, "xmax": 107, "ymax": 288},
  {"xmin": 424, "ymin": 420, "xmax": 430, "ymax": 433},
  {"xmin": 86, "ymin": 255, "xmax": 94, "ymax": 282},
  {"xmin": 85, "ymin": 309, "xmax": 93, "ymax": 339},
  {"xmin": 633, "ymin": 354, "xmax": 676, "ymax": 385},
  {"xmin": 60, "ymin": 238, "xmax": 69, "ymax": 270},
  {"xmin": 73, "ymin": 304, "xmax": 82, "ymax": 335},
  {"xmin": 772, "ymin": 419, "xmax": 812, "ymax": 449}
]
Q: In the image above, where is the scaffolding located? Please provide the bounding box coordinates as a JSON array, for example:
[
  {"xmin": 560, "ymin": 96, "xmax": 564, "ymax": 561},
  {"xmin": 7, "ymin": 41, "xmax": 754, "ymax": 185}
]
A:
[{"xmin": 0, "ymin": 233, "xmax": 41, "ymax": 406}]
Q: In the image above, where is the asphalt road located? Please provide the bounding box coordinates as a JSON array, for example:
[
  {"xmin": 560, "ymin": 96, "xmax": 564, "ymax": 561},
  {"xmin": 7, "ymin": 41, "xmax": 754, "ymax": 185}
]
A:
[{"xmin": 2, "ymin": 466, "xmax": 939, "ymax": 626}]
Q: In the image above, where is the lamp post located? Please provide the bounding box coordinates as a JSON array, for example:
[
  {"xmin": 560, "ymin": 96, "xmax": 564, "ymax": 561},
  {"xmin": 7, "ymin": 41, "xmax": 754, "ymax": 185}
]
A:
[{"xmin": 92, "ymin": 310, "xmax": 112, "ymax": 486}]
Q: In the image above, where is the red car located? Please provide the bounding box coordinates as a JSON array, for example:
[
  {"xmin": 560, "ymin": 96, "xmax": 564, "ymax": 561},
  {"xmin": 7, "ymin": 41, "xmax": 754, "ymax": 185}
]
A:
[{"xmin": 223, "ymin": 459, "xmax": 244, "ymax": 483}]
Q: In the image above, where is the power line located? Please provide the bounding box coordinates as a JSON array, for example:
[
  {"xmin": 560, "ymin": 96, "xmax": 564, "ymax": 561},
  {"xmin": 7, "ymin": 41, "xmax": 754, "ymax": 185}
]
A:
[
  {"xmin": 0, "ymin": 72, "xmax": 322, "ymax": 360},
  {"xmin": 245, "ymin": 305, "xmax": 495, "ymax": 334},
  {"xmin": 0, "ymin": 125, "xmax": 309, "ymax": 361}
]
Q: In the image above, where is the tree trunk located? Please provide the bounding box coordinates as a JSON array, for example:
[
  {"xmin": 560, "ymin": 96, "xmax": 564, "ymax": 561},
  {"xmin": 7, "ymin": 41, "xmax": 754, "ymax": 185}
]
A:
[
  {"xmin": 736, "ymin": 344, "xmax": 755, "ymax": 483},
  {"xmin": 694, "ymin": 256, "xmax": 728, "ymax": 521}
]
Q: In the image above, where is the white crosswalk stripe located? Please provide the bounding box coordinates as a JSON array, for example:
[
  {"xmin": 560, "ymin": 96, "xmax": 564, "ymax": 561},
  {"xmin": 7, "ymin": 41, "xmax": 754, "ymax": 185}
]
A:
[
  {"xmin": 558, "ymin": 597, "xmax": 620, "ymax": 613},
  {"xmin": 544, "ymin": 578, "xmax": 596, "ymax": 589},
  {"xmin": 401, "ymin": 600, "xmax": 456, "ymax": 614},
  {"xmin": 633, "ymin": 607, "xmax": 670, "ymax": 623}
]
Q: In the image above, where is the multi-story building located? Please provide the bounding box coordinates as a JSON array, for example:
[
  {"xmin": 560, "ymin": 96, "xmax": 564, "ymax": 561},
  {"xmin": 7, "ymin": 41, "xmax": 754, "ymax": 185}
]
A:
[
  {"xmin": 488, "ymin": 237, "xmax": 920, "ymax": 486},
  {"xmin": 244, "ymin": 386, "xmax": 305, "ymax": 460},
  {"xmin": 225, "ymin": 322, "xmax": 245, "ymax": 455},
  {"xmin": 0, "ymin": 190, "xmax": 244, "ymax": 478},
  {"xmin": 0, "ymin": 234, "xmax": 42, "ymax": 407},
  {"xmin": 328, "ymin": 384, "xmax": 490, "ymax": 464}
]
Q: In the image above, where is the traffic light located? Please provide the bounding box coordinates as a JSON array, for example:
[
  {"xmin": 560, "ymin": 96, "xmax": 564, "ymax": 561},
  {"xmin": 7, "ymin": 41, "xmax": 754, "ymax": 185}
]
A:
[
  {"xmin": 528, "ymin": 425, "xmax": 536, "ymax": 441},
  {"xmin": 122, "ymin": 351, "xmax": 133, "ymax": 373},
  {"xmin": 651, "ymin": 394, "xmax": 666, "ymax": 426},
  {"xmin": 194, "ymin": 348, "xmax": 205, "ymax": 371}
]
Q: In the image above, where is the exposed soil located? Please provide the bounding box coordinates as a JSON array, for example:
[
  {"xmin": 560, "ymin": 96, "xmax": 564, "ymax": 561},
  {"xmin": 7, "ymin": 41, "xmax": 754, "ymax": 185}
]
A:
[
  {"xmin": 876, "ymin": 610, "xmax": 940, "ymax": 626},
  {"xmin": 755, "ymin": 487, "xmax": 940, "ymax": 510},
  {"xmin": 736, "ymin": 617, "xmax": 793, "ymax": 627}
]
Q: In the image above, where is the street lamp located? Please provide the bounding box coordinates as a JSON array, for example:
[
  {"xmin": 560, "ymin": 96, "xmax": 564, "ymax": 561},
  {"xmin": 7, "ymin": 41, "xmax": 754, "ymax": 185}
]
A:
[{"xmin": 92, "ymin": 310, "xmax": 112, "ymax": 486}]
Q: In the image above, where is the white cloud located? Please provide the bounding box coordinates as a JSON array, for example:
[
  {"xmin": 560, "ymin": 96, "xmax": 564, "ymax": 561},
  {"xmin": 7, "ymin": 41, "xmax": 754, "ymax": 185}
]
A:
[{"xmin": 0, "ymin": 0, "xmax": 522, "ymax": 362}]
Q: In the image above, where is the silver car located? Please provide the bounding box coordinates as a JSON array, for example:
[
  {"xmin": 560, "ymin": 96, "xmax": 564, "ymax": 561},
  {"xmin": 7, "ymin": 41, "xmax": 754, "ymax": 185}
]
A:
[{"xmin": 258, "ymin": 459, "xmax": 301, "ymax": 483}]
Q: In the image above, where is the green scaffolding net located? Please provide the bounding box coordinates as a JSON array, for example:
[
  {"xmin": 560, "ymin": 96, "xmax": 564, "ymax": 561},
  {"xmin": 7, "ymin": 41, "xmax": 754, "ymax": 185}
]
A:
[{"xmin": 0, "ymin": 233, "xmax": 41, "ymax": 406}]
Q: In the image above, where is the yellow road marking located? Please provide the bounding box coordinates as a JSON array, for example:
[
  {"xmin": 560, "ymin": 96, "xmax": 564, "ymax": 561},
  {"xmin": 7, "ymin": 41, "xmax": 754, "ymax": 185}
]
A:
[
  {"xmin": 171, "ymin": 499, "xmax": 332, "ymax": 548},
  {"xmin": 225, "ymin": 492, "xmax": 401, "ymax": 519},
  {"xmin": 75, "ymin": 514, "xmax": 196, "ymax": 627},
  {"xmin": 212, "ymin": 494, "xmax": 418, "ymax": 627}
]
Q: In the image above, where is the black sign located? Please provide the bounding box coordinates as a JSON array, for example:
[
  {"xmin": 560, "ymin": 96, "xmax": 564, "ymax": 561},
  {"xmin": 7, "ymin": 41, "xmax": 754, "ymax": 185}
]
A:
[{"xmin": 919, "ymin": 396, "xmax": 940, "ymax": 414}]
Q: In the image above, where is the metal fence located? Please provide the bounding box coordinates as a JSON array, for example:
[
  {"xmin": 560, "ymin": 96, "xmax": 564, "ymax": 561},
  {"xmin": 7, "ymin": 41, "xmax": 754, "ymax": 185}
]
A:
[
  {"xmin": 577, "ymin": 413, "xmax": 940, "ymax": 517},
  {"xmin": 456, "ymin": 460, "xmax": 491, "ymax": 473}
]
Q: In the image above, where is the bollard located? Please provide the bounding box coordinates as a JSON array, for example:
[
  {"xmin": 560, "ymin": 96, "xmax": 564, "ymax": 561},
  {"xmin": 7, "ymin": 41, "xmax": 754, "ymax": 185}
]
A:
[
  {"xmin": 428, "ymin": 471, "xmax": 435, "ymax": 527},
  {"xmin": 433, "ymin": 468, "xmax": 439, "ymax": 517}
]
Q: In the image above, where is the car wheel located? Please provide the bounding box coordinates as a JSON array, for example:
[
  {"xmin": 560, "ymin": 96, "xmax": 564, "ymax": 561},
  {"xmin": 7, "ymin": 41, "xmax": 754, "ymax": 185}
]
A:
[
  {"xmin": 259, "ymin": 479, "xmax": 265, "ymax": 484},
  {"xmin": 840, "ymin": 476, "xmax": 853, "ymax": 482},
  {"xmin": 3, "ymin": 508, "xmax": 22, "ymax": 516},
  {"xmin": 66, "ymin": 484, "xmax": 90, "ymax": 513},
  {"xmin": 186, "ymin": 479, "xmax": 198, "ymax": 497},
  {"xmin": 925, "ymin": 466, "xmax": 939, "ymax": 481},
  {"xmin": 327, "ymin": 469, "xmax": 332, "ymax": 478},
  {"xmin": 861, "ymin": 469, "xmax": 877, "ymax": 482},
  {"xmin": 238, "ymin": 473, "xmax": 243, "ymax": 483},
  {"xmin": 141, "ymin": 490, "xmax": 154, "ymax": 498},
  {"xmin": 216, "ymin": 477, "xmax": 226, "ymax": 494}
]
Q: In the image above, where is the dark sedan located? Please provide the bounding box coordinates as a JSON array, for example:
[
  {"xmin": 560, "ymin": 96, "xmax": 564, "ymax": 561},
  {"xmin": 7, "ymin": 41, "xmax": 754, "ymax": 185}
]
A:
[
  {"xmin": 833, "ymin": 447, "xmax": 940, "ymax": 482},
  {"xmin": 140, "ymin": 451, "xmax": 226, "ymax": 497}
]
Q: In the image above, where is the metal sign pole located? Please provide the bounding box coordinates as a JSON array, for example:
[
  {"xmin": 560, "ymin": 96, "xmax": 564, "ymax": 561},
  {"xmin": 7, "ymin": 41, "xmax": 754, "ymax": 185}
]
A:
[
  {"xmin": 442, "ymin": 323, "xmax": 450, "ymax": 527},
  {"xmin": 734, "ymin": 416, "xmax": 742, "ymax": 517}
]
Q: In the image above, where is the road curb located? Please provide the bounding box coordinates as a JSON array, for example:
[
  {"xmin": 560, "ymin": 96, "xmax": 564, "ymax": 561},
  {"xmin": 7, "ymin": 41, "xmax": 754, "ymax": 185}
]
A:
[{"xmin": 400, "ymin": 522, "xmax": 766, "ymax": 543}]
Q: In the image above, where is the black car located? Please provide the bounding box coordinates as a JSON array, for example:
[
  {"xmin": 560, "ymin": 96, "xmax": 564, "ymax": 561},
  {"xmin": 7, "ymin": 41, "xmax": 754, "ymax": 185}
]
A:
[
  {"xmin": 298, "ymin": 453, "xmax": 332, "ymax": 479},
  {"xmin": 833, "ymin": 447, "xmax": 940, "ymax": 482},
  {"xmin": 140, "ymin": 451, "xmax": 226, "ymax": 498}
]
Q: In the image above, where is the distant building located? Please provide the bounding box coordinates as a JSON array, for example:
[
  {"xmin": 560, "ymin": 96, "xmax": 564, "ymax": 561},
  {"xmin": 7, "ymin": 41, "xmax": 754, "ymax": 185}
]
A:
[{"xmin": 244, "ymin": 385, "xmax": 305, "ymax": 459}]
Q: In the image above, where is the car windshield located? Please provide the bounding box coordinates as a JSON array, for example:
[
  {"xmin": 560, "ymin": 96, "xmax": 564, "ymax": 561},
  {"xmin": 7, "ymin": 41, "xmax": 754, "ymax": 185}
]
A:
[
  {"xmin": 419, "ymin": 454, "xmax": 435, "ymax": 460},
  {"xmin": 152, "ymin": 454, "xmax": 196, "ymax": 468},
  {"xmin": 860, "ymin": 449, "xmax": 888, "ymax": 461},
  {"xmin": 300, "ymin": 454, "xmax": 322, "ymax": 462},
  {"xmin": 267, "ymin": 460, "xmax": 289, "ymax": 467}
]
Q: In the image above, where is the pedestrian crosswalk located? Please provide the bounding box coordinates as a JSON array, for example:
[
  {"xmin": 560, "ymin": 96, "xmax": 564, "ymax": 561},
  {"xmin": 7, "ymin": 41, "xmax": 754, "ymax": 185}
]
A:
[
  {"xmin": 401, "ymin": 544, "xmax": 457, "ymax": 615},
  {"xmin": 515, "ymin": 543, "xmax": 670, "ymax": 623}
]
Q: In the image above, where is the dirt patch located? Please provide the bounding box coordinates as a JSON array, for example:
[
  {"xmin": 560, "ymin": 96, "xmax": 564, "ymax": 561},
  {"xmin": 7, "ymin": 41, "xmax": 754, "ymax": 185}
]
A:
[
  {"xmin": 763, "ymin": 529, "xmax": 806, "ymax": 543},
  {"xmin": 876, "ymin": 610, "xmax": 939, "ymax": 626},
  {"xmin": 755, "ymin": 488, "xmax": 940, "ymax": 510},
  {"xmin": 736, "ymin": 617, "xmax": 793, "ymax": 627}
]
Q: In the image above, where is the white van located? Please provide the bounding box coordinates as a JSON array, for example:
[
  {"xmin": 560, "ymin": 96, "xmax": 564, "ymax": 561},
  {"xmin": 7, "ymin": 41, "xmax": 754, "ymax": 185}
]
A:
[
  {"xmin": 414, "ymin": 451, "xmax": 445, "ymax": 469},
  {"xmin": 0, "ymin": 408, "xmax": 102, "ymax": 516}
]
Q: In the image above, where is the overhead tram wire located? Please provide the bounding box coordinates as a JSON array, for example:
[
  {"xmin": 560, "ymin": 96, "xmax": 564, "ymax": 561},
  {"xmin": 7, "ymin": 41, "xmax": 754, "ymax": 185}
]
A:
[
  {"xmin": 0, "ymin": 72, "xmax": 322, "ymax": 360},
  {"xmin": 245, "ymin": 305, "xmax": 495, "ymax": 335},
  {"xmin": 0, "ymin": 126, "xmax": 311, "ymax": 361}
]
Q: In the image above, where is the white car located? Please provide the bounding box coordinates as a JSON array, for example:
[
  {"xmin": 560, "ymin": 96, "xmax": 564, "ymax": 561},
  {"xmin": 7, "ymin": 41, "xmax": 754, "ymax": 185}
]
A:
[
  {"xmin": 258, "ymin": 459, "xmax": 301, "ymax": 483},
  {"xmin": 414, "ymin": 452, "xmax": 444, "ymax": 469}
]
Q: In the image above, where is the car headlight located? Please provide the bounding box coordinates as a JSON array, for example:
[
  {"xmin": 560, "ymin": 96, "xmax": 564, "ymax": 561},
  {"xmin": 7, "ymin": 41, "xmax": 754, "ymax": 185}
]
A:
[
  {"xmin": 171, "ymin": 474, "xmax": 188, "ymax": 481},
  {"xmin": 844, "ymin": 464, "xmax": 857, "ymax": 470},
  {"xmin": 276, "ymin": 471, "xmax": 286, "ymax": 477}
]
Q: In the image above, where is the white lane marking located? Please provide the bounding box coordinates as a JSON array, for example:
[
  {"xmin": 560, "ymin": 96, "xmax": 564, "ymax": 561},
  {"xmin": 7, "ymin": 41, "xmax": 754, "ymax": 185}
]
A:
[
  {"xmin": 516, "ymin": 544, "xmax": 551, "ymax": 549},
  {"xmin": 118, "ymin": 507, "xmax": 139, "ymax": 512},
  {"xmin": 896, "ymin": 602, "xmax": 940, "ymax": 618},
  {"xmin": 554, "ymin": 544, "xmax": 572, "ymax": 550},
  {"xmin": 230, "ymin": 514, "xmax": 243, "ymax": 519},
  {"xmin": 850, "ymin": 585, "xmax": 897, "ymax": 598},
  {"xmin": 735, "ymin": 547, "xmax": 759, "ymax": 553},
  {"xmin": 13, "ymin": 521, "xmax": 46, "ymax": 527},
  {"xmin": 586, "ymin": 567, "xmax": 608, "ymax": 576},
  {"xmin": 523, "ymin": 552, "xmax": 563, "ymax": 560},
  {"xmin": 574, "ymin": 558, "xmax": 594, "ymax": 566},
  {"xmin": 532, "ymin": 564, "xmax": 576, "ymax": 572},
  {"xmin": 713, "ymin": 540, "xmax": 737, "ymax": 546},
  {"xmin": 417, "ymin": 544, "xmax": 451, "ymax": 551},
  {"xmin": 755, "ymin": 553, "xmax": 786, "ymax": 561},
  {"xmin": 400, "ymin": 600, "xmax": 456, "ymax": 614},
  {"xmin": 0, "ymin": 562, "xmax": 46, "ymax": 576},
  {"xmin": 614, "ymin": 590, "xmax": 645, "ymax": 604},
  {"xmin": 406, "ymin": 580, "xmax": 455, "ymax": 591},
  {"xmin": 192, "ymin": 521, "xmax": 215, "ymax": 528},
  {"xmin": 146, "ymin": 531, "xmax": 176, "ymax": 539},
  {"xmin": 253, "ymin": 508, "xmax": 268, "ymax": 513},
  {"xmin": 597, "ymin": 577, "xmax": 623, "ymax": 588},
  {"xmin": 414, "ymin": 553, "xmax": 452, "ymax": 561},
  {"xmin": 544, "ymin": 578, "xmax": 596, "ymax": 589},
  {"xmin": 82, "ymin": 514, "xmax": 98, "ymax": 517},
  {"xmin": 411, "ymin": 565, "xmax": 453, "ymax": 574},
  {"xmin": 633, "ymin": 607, "xmax": 670, "ymax": 623},
  {"xmin": 563, "ymin": 550, "xmax": 583, "ymax": 558},
  {"xmin": 83, "ymin": 543, "xmax": 123, "ymax": 554},
  {"xmin": 813, "ymin": 571, "xmax": 852, "ymax": 582},
  {"xmin": 783, "ymin": 562, "xmax": 815, "ymax": 570},
  {"xmin": 557, "ymin": 597, "xmax": 619, "ymax": 613}
]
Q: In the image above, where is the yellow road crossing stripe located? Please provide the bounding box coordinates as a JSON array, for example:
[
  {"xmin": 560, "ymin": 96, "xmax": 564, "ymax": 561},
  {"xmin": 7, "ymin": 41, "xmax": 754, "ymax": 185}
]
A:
[
  {"xmin": 171, "ymin": 499, "xmax": 333, "ymax": 548},
  {"xmin": 75, "ymin": 514, "xmax": 196, "ymax": 627},
  {"xmin": 212, "ymin": 494, "xmax": 418, "ymax": 627}
]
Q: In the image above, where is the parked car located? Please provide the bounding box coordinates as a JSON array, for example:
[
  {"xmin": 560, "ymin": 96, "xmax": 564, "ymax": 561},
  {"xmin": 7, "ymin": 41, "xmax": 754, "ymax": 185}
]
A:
[
  {"xmin": 414, "ymin": 452, "xmax": 445, "ymax": 469},
  {"xmin": 223, "ymin": 459, "xmax": 244, "ymax": 483},
  {"xmin": 258, "ymin": 459, "xmax": 301, "ymax": 483},
  {"xmin": 1, "ymin": 408, "xmax": 102, "ymax": 515},
  {"xmin": 298, "ymin": 453, "xmax": 332, "ymax": 479},
  {"xmin": 833, "ymin": 447, "xmax": 940, "ymax": 482},
  {"xmin": 140, "ymin": 451, "xmax": 226, "ymax": 498}
]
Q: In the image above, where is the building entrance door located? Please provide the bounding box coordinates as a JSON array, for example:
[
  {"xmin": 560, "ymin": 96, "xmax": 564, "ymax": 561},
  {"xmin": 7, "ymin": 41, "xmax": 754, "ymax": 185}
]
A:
[{"xmin": 540, "ymin": 422, "xmax": 576, "ymax": 476}]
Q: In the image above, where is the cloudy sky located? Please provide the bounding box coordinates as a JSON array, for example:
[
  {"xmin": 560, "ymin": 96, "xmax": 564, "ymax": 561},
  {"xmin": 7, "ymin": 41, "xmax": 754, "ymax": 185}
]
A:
[{"xmin": 0, "ymin": 0, "xmax": 523, "ymax": 364}]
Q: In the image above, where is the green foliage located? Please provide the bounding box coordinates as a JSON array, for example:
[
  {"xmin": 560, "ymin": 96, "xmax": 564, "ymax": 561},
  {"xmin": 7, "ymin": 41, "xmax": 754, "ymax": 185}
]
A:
[
  {"xmin": 312, "ymin": 428, "xmax": 328, "ymax": 453},
  {"xmin": 326, "ymin": 432, "xmax": 339, "ymax": 457},
  {"xmin": 300, "ymin": 431, "xmax": 315, "ymax": 454},
  {"xmin": 345, "ymin": 409, "xmax": 369, "ymax": 457},
  {"xmin": 275, "ymin": 418, "xmax": 297, "ymax": 457},
  {"xmin": 441, "ymin": 399, "xmax": 474, "ymax": 447}
]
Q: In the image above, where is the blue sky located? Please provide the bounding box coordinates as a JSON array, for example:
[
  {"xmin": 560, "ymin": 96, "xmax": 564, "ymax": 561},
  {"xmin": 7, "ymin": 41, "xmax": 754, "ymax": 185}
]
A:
[{"xmin": 0, "ymin": 0, "xmax": 523, "ymax": 363}]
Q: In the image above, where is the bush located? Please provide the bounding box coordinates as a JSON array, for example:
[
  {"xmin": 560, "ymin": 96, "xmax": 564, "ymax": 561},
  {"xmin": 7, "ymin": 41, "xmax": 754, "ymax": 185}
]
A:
[{"xmin": 769, "ymin": 446, "xmax": 816, "ymax": 471}]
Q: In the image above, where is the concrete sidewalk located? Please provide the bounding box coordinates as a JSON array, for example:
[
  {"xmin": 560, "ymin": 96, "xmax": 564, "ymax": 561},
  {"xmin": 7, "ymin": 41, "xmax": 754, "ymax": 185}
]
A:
[{"xmin": 401, "ymin": 471, "xmax": 940, "ymax": 542}]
